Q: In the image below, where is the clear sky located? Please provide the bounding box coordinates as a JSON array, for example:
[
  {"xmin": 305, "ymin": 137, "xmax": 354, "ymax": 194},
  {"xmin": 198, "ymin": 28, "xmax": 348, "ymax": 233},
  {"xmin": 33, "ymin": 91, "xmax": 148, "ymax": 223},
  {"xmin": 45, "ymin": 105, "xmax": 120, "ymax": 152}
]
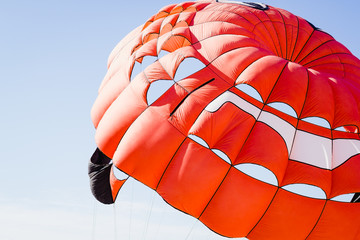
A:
[{"xmin": 1, "ymin": 0, "xmax": 359, "ymax": 239}]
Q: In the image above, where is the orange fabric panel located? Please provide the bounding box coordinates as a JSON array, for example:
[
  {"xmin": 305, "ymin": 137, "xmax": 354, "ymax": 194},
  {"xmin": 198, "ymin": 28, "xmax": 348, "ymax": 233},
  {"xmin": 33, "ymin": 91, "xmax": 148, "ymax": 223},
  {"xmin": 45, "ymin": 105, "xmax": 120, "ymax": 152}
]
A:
[
  {"xmin": 134, "ymin": 39, "xmax": 158, "ymax": 60},
  {"xmin": 193, "ymin": 34, "xmax": 260, "ymax": 63},
  {"xmin": 200, "ymin": 167, "xmax": 277, "ymax": 238},
  {"xmin": 252, "ymin": 9, "xmax": 283, "ymax": 57},
  {"xmin": 141, "ymin": 17, "xmax": 163, "ymax": 40},
  {"xmin": 330, "ymin": 78, "xmax": 360, "ymax": 128},
  {"xmin": 168, "ymin": 78, "xmax": 231, "ymax": 135},
  {"xmin": 150, "ymin": 83, "xmax": 188, "ymax": 113},
  {"xmin": 210, "ymin": 47, "xmax": 271, "ymax": 85},
  {"xmin": 142, "ymin": 60, "xmax": 172, "ymax": 82},
  {"xmin": 159, "ymin": 14, "xmax": 179, "ymax": 35},
  {"xmin": 265, "ymin": 8, "xmax": 288, "ymax": 58},
  {"xmin": 109, "ymin": 169, "xmax": 127, "ymax": 202},
  {"xmin": 330, "ymin": 154, "xmax": 360, "ymax": 198},
  {"xmin": 300, "ymin": 70, "xmax": 335, "ymax": 125},
  {"xmin": 113, "ymin": 107, "xmax": 186, "ymax": 189},
  {"xmin": 177, "ymin": 11, "xmax": 196, "ymax": 24},
  {"xmin": 281, "ymin": 160, "xmax": 331, "ymax": 196},
  {"xmin": 296, "ymin": 32, "xmax": 333, "ymax": 65},
  {"xmin": 266, "ymin": 61, "xmax": 308, "ymax": 116},
  {"xmin": 234, "ymin": 122, "xmax": 288, "ymax": 182},
  {"xmin": 236, "ymin": 55, "xmax": 288, "ymax": 101},
  {"xmin": 91, "ymin": 69, "xmax": 131, "ymax": 128},
  {"xmin": 107, "ymin": 25, "xmax": 143, "ymax": 69},
  {"xmin": 91, "ymin": 1, "xmax": 360, "ymax": 239},
  {"xmin": 175, "ymin": 67, "xmax": 217, "ymax": 92},
  {"xmin": 161, "ymin": 35, "xmax": 191, "ymax": 53},
  {"xmin": 191, "ymin": 7, "xmax": 258, "ymax": 31},
  {"xmin": 157, "ymin": 52, "xmax": 185, "ymax": 78},
  {"xmin": 307, "ymin": 201, "xmax": 360, "ymax": 239},
  {"xmin": 157, "ymin": 138, "xmax": 229, "ymax": 217},
  {"xmin": 291, "ymin": 17, "xmax": 315, "ymax": 62},
  {"xmin": 95, "ymin": 76, "xmax": 148, "ymax": 158},
  {"xmin": 248, "ymin": 188, "xmax": 326, "ymax": 240},
  {"xmin": 189, "ymin": 103, "xmax": 256, "ymax": 162}
]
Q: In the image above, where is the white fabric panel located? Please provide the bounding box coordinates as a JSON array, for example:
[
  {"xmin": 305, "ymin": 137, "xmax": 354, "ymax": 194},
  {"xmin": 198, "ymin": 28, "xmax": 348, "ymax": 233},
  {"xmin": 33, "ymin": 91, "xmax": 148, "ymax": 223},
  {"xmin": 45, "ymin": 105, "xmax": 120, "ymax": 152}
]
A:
[
  {"xmin": 146, "ymin": 80, "xmax": 174, "ymax": 105},
  {"xmin": 235, "ymin": 163, "xmax": 278, "ymax": 186},
  {"xmin": 173, "ymin": 57, "xmax": 206, "ymax": 82},
  {"xmin": 258, "ymin": 111, "xmax": 296, "ymax": 155},
  {"xmin": 212, "ymin": 149, "xmax": 232, "ymax": 164},
  {"xmin": 235, "ymin": 84, "xmax": 263, "ymax": 102},
  {"xmin": 205, "ymin": 91, "xmax": 261, "ymax": 118},
  {"xmin": 188, "ymin": 134, "xmax": 209, "ymax": 148},
  {"xmin": 282, "ymin": 184, "xmax": 327, "ymax": 199},
  {"xmin": 333, "ymin": 138, "xmax": 360, "ymax": 168},
  {"xmin": 290, "ymin": 130, "xmax": 332, "ymax": 169},
  {"xmin": 330, "ymin": 193, "xmax": 355, "ymax": 202}
]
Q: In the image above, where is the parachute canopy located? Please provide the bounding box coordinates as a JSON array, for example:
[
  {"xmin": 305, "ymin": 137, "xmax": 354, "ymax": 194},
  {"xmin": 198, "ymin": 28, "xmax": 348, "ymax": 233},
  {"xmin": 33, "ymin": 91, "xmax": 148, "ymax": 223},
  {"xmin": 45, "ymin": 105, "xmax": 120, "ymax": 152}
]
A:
[{"xmin": 89, "ymin": 1, "xmax": 360, "ymax": 239}]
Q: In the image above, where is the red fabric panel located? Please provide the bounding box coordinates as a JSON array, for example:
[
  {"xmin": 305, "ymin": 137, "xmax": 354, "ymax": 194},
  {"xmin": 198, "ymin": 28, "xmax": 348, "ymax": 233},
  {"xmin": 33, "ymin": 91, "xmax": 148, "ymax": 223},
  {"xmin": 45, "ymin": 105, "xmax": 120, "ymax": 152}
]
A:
[
  {"xmin": 189, "ymin": 103, "xmax": 256, "ymax": 162},
  {"xmin": 300, "ymin": 70, "xmax": 335, "ymax": 125},
  {"xmin": 330, "ymin": 154, "xmax": 360, "ymax": 198},
  {"xmin": 281, "ymin": 160, "xmax": 331, "ymax": 196},
  {"xmin": 210, "ymin": 47, "xmax": 271, "ymax": 85},
  {"xmin": 291, "ymin": 17, "xmax": 315, "ymax": 62},
  {"xmin": 236, "ymin": 55, "xmax": 288, "ymax": 101},
  {"xmin": 142, "ymin": 18, "xmax": 163, "ymax": 40},
  {"xmin": 113, "ymin": 107, "xmax": 186, "ymax": 189},
  {"xmin": 191, "ymin": 8, "xmax": 258, "ymax": 31},
  {"xmin": 157, "ymin": 138, "xmax": 229, "ymax": 217},
  {"xmin": 95, "ymin": 76, "xmax": 148, "ymax": 158},
  {"xmin": 234, "ymin": 122, "xmax": 288, "ymax": 182},
  {"xmin": 143, "ymin": 60, "xmax": 172, "ymax": 82},
  {"xmin": 263, "ymin": 105, "xmax": 298, "ymax": 127},
  {"xmin": 168, "ymin": 78, "xmax": 231, "ymax": 135},
  {"xmin": 252, "ymin": 8, "xmax": 282, "ymax": 57},
  {"xmin": 200, "ymin": 167, "xmax": 278, "ymax": 238},
  {"xmin": 160, "ymin": 36, "xmax": 191, "ymax": 54},
  {"xmin": 248, "ymin": 188, "xmax": 326, "ymax": 240},
  {"xmin": 150, "ymin": 83, "xmax": 188, "ymax": 113},
  {"xmin": 297, "ymin": 120, "xmax": 332, "ymax": 138},
  {"xmin": 295, "ymin": 31, "xmax": 333, "ymax": 65},
  {"xmin": 109, "ymin": 169, "xmax": 127, "ymax": 202},
  {"xmin": 307, "ymin": 201, "xmax": 360, "ymax": 239},
  {"xmin": 135, "ymin": 38, "xmax": 158, "ymax": 58},
  {"xmin": 266, "ymin": 61, "xmax": 308, "ymax": 116},
  {"xmin": 193, "ymin": 34, "xmax": 260, "ymax": 64},
  {"xmin": 158, "ymin": 52, "xmax": 185, "ymax": 78},
  {"xmin": 175, "ymin": 67, "xmax": 217, "ymax": 92},
  {"xmin": 332, "ymin": 130, "xmax": 360, "ymax": 140},
  {"xmin": 229, "ymin": 87, "xmax": 264, "ymax": 109},
  {"xmin": 330, "ymin": 78, "xmax": 360, "ymax": 128},
  {"xmin": 91, "ymin": 69, "xmax": 131, "ymax": 128},
  {"xmin": 266, "ymin": 8, "xmax": 287, "ymax": 58}
]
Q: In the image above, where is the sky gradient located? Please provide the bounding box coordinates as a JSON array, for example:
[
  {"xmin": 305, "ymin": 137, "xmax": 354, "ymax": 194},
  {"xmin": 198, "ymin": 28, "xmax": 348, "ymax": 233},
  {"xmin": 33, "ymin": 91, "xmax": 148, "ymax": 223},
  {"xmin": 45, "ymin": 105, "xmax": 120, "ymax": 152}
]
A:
[{"xmin": 1, "ymin": 1, "xmax": 359, "ymax": 239}]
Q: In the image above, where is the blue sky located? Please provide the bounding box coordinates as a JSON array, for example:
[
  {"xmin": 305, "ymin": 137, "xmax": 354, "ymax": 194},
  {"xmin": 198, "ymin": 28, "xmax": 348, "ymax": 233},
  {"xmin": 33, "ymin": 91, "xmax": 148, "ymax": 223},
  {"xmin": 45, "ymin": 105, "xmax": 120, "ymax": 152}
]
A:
[{"xmin": 0, "ymin": 0, "xmax": 359, "ymax": 239}]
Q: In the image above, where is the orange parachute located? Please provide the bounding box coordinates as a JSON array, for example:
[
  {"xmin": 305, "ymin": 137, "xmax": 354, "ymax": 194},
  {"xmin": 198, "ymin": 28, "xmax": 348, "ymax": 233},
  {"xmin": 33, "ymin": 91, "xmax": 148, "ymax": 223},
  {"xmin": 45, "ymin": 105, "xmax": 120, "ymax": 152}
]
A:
[{"xmin": 89, "ymin": 1, "xmax": 360, "ymax": 239}]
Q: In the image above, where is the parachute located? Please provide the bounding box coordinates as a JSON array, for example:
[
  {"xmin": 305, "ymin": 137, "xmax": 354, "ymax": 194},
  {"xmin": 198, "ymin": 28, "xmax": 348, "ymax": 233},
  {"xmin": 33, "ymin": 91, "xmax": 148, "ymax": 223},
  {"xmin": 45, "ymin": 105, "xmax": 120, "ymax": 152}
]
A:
[{"xmin": 89, "ymin": 1, "xmax": 360, "ymax": 239}]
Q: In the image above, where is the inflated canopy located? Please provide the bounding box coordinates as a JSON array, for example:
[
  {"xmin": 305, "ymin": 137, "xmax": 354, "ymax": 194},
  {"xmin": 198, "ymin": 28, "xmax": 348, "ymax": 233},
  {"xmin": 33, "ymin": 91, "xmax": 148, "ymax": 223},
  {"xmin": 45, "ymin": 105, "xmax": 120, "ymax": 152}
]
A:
[{"xmin": 89, "ymin": 1, "xmax": 360, "ymax": 239}]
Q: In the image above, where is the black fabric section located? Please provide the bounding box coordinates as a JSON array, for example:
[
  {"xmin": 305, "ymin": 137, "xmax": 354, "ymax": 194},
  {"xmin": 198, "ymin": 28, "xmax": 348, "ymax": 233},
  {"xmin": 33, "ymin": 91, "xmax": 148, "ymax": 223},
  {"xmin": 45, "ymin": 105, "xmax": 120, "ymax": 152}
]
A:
[
  {"xmin": 243, "ymin": 2, "xmax": 269, "ymax": 10},
  {"xmin": 305, "ymin": 20, "xmax": 320, "ymax": 31},
  {"xmin": 88, "ymin": 148, "xmax": 114, "ymax": 204},
  {"xmin": 351, "ymin": 192, "xmax": 360, "ymax": 203}
]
